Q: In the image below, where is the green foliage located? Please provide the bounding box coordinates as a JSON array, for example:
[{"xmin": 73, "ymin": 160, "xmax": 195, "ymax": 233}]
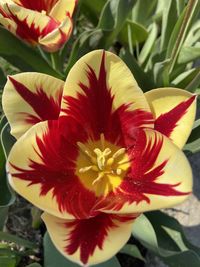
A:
[
  {"xmin": 184, "ymin": 118, "xmax": 200, "ymax": 153},
  {"xmin": 0, "ymin": 231, "xmax": 37, "ymax": 267},
  {"xmin": 120, "ymin": 244, "xmax": 146, "ymax": 262},
  {"xmin": 0, "ymin": 27, "xmax": 63, "ymax": 79},
  {"xmin": 0, "ymin": 117, "xmax": 15, "ymax": 229},
  {"xmin": 0, "ymin": 68, "xmax": 6, "ymax": 90},
  {"xmin": 133, "ymin": 212, "xmax": 200, "ymax": 266}
]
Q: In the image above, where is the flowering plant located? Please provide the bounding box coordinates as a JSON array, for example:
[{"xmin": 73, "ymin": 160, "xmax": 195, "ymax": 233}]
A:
[{"xmin": 0, "ymin": 1, "xmax": 200, "ymax": 267}]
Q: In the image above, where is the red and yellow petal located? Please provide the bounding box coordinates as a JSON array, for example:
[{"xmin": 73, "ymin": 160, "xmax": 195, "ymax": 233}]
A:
[
  {"xmin": 145, "ymin": 88, "xmax": 196, "ymax": 148},
  {"xmin": 0, "ymin": 2, "xmax": 62, "ymax": 45},
  {"xmin": 2, "ymin": 73, "xmax": 64, "ymax": 139},
  {"xmin": 49, "ymin": 0, "xmax": 77, "ymax": 22},
  {"xmin": 96, "ymin": 128, "xmax": 192, "ymax": 214},
  {"xmin": 0, "ymin": 2, "xmax": 17, "ymax": 34},
  {"xmin": 60, "ymin": 50, "xmax": 153, "ymax": 143},
  {"xmin": 12, "ymin": 0, "xmax": 59, "ymax": 14},
  {"xmin": 39, "ymin": 16, "xmax": 72, "ymax": 52},
  {"xmin": 42, "ymin": 212, "xmax": 137, "ymax": 266},
  {"xmin": 7, "ymin": 120, "xmax": 96, "ymax": 220},
  {"xmin": 0, "ymin": 14, "xmax": 17, "ymax": 35}
]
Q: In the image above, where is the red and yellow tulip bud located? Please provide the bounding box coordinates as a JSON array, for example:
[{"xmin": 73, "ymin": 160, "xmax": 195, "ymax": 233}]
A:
[{"xmin": 0, "ymin": 0, "xmax": 77, "ymax": 52}]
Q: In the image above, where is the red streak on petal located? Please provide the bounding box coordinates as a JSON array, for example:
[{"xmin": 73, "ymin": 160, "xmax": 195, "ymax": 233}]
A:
[
  {"xmin": 15, "ymin": 0, "xmax": 59, "ymax": 13},
  {"xmin": 62, "ymin": 51, "xmax": 153, "ymax": 145},
  {"xmin": 155, "ymin": 95, "xmax": 196, "ymax": 138},
  {"xmin": 42, "ymin": 19, "xmax": 73, "ymax": 52},
  {"xmin": 0, "ymin": 6, "xmax": 9, "ymax": 17},
  {"xmin": 10, "ymin": 120, "xmax": 96, "ymax": 219},
  {"xmin": 64, "ymin": 213, "xmax": 135, "ymax": 265},
  {"xmin": 9, "ymin": 76, "xmax": 62, "ymax": 124}
]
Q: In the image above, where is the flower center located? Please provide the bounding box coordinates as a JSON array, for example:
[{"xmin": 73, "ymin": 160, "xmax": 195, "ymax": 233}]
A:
[{"xmin": 76, "ymin": 134, "xmax": 130, "ymax": 196}]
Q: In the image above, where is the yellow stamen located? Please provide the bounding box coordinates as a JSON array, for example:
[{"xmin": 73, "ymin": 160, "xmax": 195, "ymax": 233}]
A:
[
  {"xmin": 92, "ymin": 172, "xmax": 105, "ymax": 186},
  {"xmin": 107, "ymin": 157, "xmax": 114, "ymax": 166},
  {"xmin": 112, "ymin": 148, "xmax": 126, "ymax": 159},
  {"xmin": 79, "ymin": 166, "xmax": 93, "ymax": 173},
  {"xmin": 79, "ymin": 165, "xmax": 99, "ymax": 173},
  {"xmin": 77, "ymin": 142, "xmax": 97, "ymax": 164},
  {"xmin": 116, "ymin": 168, "xmax": 122, "ymax": 175},
  {"xmin": 77, "ymin": 138, "xmax": 129, "ymax": 193}
]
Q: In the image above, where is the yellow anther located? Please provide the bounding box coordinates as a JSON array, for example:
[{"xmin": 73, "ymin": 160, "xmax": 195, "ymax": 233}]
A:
[
  {"xmin": 116, "ymin": 168, "xmax": 122, "ymax": 175},
  {"xmin": 79, "ymin": 166, "xmax": 93, "ymax": 173},
  {"xmin": 112, "ymin": 148, "xmax": 126, "ymax": 159},
  {"xmin": 79, "ymin": 165, "xmax": 99, "ymax": 173},
  {"xmin": 107, "ymin": 157, "xmax": 114, "ymax": 166}
]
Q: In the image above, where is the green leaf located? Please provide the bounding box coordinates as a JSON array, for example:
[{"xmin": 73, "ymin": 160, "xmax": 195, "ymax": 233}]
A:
[
  {"xmin": 166, "ymin": 0, "xmax": 200, "ymax": 73},
  {"xmin": 187, "ymin": 119, "xmax": 200, "ymax": 143},
  {"xmin": 67, "ymin": 0, "xmax": 136, "ymax": 69},
  {"xmin": 26, "ymin": 264, "xmax": 42, "ymax": 267},
  {"xmin": 160, "ymin": 0, "xmax": 178, "ymax": 51},
  {"xmin": 0, "ymin": 256, "xmax": 17, "ymax": 267},
  {"xmin": 178, "ymin": 46, "xmax": 200, "ymax": 64},
  {"xmin": 176, "ymin": 0, "xmax": 186, "ymax": 15},
  {"xmin": 172, "ymin": 67, "xmax": 200, "ymax": 89},
  {"xmin": 120, "ymin": 244, "xmax": 146, "ymax": 262},
  {"xmin": 31, "ymin": 207, "xmax": 42, "ymax": 229},
  {"xmin": 153, "ymin": 59, "xmax": 170, "ymax": 86},
  {"xmin": 131, "ymin": 0, "xmax": 157, "ymax": 26},
  {"xmin": 186, "ymin": 69, "xmax": 200, "ymax": 92},
  {"xmin": 184, "ymin": 139, "xmax": 200, "ymax": 154},
  {"xmin": 138, "ymin": 23, "xmax": 158, "ymax": 65},
  {"xmin": 1, "ymin": 123, "xmax": 16, "ymax": 158},
  {"xmin": 81, "ymin": 0, "xmax": 106, "ymax": 25},
  {"xmin": 44, "ymin": 233, "xmax": 121, "ymax": 267},
  {"xmin": 118, "ymin": 20, "xmax": 148, "ymax": 47},
  {"xmin": 0, "ymin": 118, "xmax": 15, "ymax": 219},
  {"xmin": 120, "ymin": 49, "xmax": 156, "ymax": 91},
  {"xmin": 0, "ymin": 27, "xmax": 63, "ymax": 79},
  {"xmin": 0, "ymin": 207, "xmax": 8, "ymax": 230},
  {"xmin": 0, "ymin": 67, "xmax": 6, "ymax": 89},
  {"xmin": 0, "ymin": 232, "xmax": 37, "ymax": 249},
  {"xmin": 133, "ymin": 212, "xmax": 200, "ymax": 267},
  {"xmin": 184, "ymin": 20, "xmax": 200, "ymax": 46},
  {"xmin": 98, "ymin": 0, "xmax": 136, "ymax": 48},
  {"xmin": 184, "ymin": 118, "xmax": 200, "ymax": 153}
]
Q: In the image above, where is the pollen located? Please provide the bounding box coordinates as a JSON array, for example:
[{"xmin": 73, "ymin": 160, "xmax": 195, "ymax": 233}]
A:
[{"xmin": 76, "ymin": 134, "xmax": 130, "ymax": 195}]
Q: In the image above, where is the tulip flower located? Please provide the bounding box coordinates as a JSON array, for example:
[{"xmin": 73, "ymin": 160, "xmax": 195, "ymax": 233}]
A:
[
  {"xmin": 2, "ymin": 50, "xmax": 196, "ymax": 266},
  {"xmin": 0, "ymin": 0, "xmax": 77, "ymax": 52}
]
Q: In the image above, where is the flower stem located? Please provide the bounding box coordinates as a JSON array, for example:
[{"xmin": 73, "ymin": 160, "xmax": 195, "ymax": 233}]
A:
[{"xmin": 51, "ymin": 52, "xmax": 62, "ymax": 73}]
